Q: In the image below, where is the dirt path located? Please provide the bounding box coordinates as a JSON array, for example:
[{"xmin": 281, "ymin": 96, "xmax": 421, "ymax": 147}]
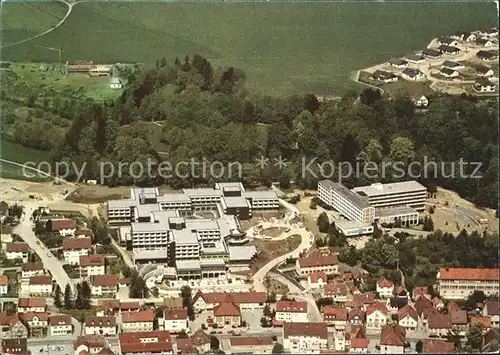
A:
[{"xmin": 2, "ymin": 0, "xmax": 77, "ymax": 49}]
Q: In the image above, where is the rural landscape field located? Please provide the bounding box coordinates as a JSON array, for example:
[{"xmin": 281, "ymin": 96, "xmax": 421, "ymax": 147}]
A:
[{"xmin": 2, "ymin": 1, "xmax": 497, "ymax": 96}]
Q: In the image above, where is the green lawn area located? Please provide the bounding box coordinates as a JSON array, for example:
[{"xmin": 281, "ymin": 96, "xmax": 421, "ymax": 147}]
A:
[
  {"xmin": 0, "ymin": 139, "xmax": 51, "ymax": 180},
  {"xmin": 1, "ymin": 2, "xmax": 496, "ymax": 96}
]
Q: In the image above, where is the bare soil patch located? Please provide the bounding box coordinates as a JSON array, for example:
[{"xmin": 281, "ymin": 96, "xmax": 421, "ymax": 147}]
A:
[
  {"xmin": 66, "ymin": 185, "xmax": 130, "ymax": 203},
  {"xmin": 249, "ymin": 234, "xmax": 301, "ymax": 274}
]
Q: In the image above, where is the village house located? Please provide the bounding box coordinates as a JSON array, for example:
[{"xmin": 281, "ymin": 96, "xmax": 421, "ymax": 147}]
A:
[
  {"xmin": 323, "ymin": 283, "xmax": 350, "ymax": 303},
  {"xmin": 436, "ymin": 268, "xmax": 500, "ymax": 299},
  {"xmin": 342, "ymin": 270, "xmax": 365, "ymax": 284},
  {"xmin": 437, "ymin": 36, "xmax": 460, "ymax": 47},
  {"xmin": 49, "ymin": 315, "xmax": 72, "ymax": 336},
  {"xmin": 386, "ymin": 297, "xmax": 409, "ymax": 314},
  {"xmin": 282, "ymin": 322, "xmax": 328, "ymax": 354},
  {"xmin": 307, "ymin": 271, "xmax": 327, "ymax": 290},
  {"xmin": 347, "ymin": 292, "xmax": 376, "ymax": 311},
  {"xmin": 440, "ymin": 67, "xmax": 459, "ymax": 78},
  {"xmin": 451, "ymin": 31, "xmax": 476, "ymax": 42},
  {"xmin": 79, "ymin": 254, "xmax": 106, "ymax": 278},
  {"xmin": 21, "ymin": 262, "xmax": 44, "ymax": 279},
  {"xmin": 376, "ymin": 279, "xmax": 394, "ymax": 298},
  {"xmin": 91, "ymin": 275, "xmax": 119, "ymax": 296},
  {"xmin": 322, "ymin": 306, "xmax": 347, "ymax": 330},
  {"xmin": 348, "ymin": 308, "xmax": 365, "ymax": 326},
  {"xmin": 0, "ymin": 275, "xmax": 7, "ymax": 295},
  {"xmin": 96, "ymin": 300, "xmax": 141, "ymax": 316},
  {"xmin": 475, "ymin": 78, "xmax": 496, "ymax": 92},
  {"xmin": 275, "ymin": 301, "xmax": 308, "ymax": 324},
  {"xmin": 476, "ymin": 66, "xmax": 494, "ymax": 77},
  {"xmin": 406, "ymin": 53, "xmax": 425, "ymax": 64},
  {"xmin": 73, "ymin": 334, "xmax": 110, "ymax": 355},
  {"xmin": 345, "ymin": 325, "xmax": 368, "ymax": 353},
  {"xmin": 213, "ymin": 302, "xmax": 242, "ymax": 327},
  {"xmin": 483, "ymin": 300, "xmax": 499, "ymax": 328},
  {"xmin": 84, "ymin": 316, "xmax": 117, "ymax": 336},
  {"xmin": 449, "ymin": 303, "xmax": 468, "ymax": 336},
  {"xmin": 388, "ymin": 58, "xmax": 408, "ymax": 69},
  {"xmin": 402, "ymin": 68, "xmax": 426, "ymax": 81},
  {"xmin": 1, "ymin": 339, "xmax": 27, "ymax": 355},
  {"xmin": 109, "ymin": 77, "xmax": 123, "ymax": 89},
  {"xmin": 478, "ymin": 28, "xmax": 498, "ymax": 37},
  {"xmin": 176, "ymin": 337, "xmax": 198, "ymax": 354},
  {"xmin": 163, "ymin": 309, "xmax": 188, "ymax": 333},
  {"xmin": 365, "ymin": 302, "xmax": 388, "ymax": 330},
  {"xmin": 471, "ymin": 315, "xmax": 492, "ymax": 330},
  {"xmin": 412, "ymin": 95, "xmax": 429, "ymax": 107},
  {"xmin": 414, "ymin": 296, "xmax": 433, "ymax": 319},
  {"xmin": 5, "ymin": 242, "xmax": 29, "ymax": 262},
  {"xmin": 438, "ymin": 45, "xmax": 461, "ymax": 55},
  {"xmin": 21, "ymin": 312, "xmax": 49, "ymax": 337},
  {"xmin": 63, "ymin": 237, "xmax": 92, "ymax": 265},
  {"xmin": 370, "ymin": 70, "xmax": 399, "ymax": 83},
  {"xmin": 17, "ymin": 298, "xmax": 46, "ymax": 313},
  {"xmin": 442, "ymin": 60, "xmax": 465, "ymax": 70},
  {"xmin": 122, "ymin": 310, "xmax": 155, "ymax": 333},
  {"xmin": 190, "ymin": 329, "xmax": 211, "ymax": 353},
  {"xmin": 397, "ymin": 305, "xmax": 418, "ymax": 332},
  {"xmin": 477, "ymin": 50, "xmax": 498, "ymax": 61},
  {"xmin": 422, "ymin": 48, "xmax": 441, "ymax": 59},
  {"xmin": 119, "ymin": 330, "xmax": 173, "ymax": 354},
  {"xmin": 422, "ymin": 339, "xmax": 455, "ymax": 353},
  {"xmin": 476, "ymin": 38, "xmax": 494, "ymax": 47},
  {"xmin": 432, "ymin": 297, "xmax": 445, "ymax": 311},
  {"xmin": 46, "ymin": 218, "xmax": 77, "ymax": 236},
  {"xmin": 27, "ymin": 275, "xmax": 52, "ymax": 296},
  {"xmin": 296, "ymin": 251, "xmax": 339, "ymax": 277},
  {"xmin": 0, "ymin": 313, "xmax": 28, "ymax": 339},
  {"xmin": 349, "ymin": 337, "xmax": 369, "ymax": 353},
  {"xmin": 379, "ymin": 324, "xmax": 406, "ymax": 354},
  {"xmin": 192, "ymin": 291, "xmax": 266, "ymax": 312},
  {"xmin": 75, "ymin": 228, "xmax": 94, "ymax": 238},
  {"xmin": 426, "ymin": 313, "xmax": 451, "ymax": 337},
  {"xmin": 230, "ymin": 336, "xmax": 274, "ymax": 354},
  {"xmin": 412, "ymin": 286, "xmax": 430, "ymax": 301}
]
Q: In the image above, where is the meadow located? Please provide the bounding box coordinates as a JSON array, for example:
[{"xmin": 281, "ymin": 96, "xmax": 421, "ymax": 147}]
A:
[
  {"xmin": 1, "ymin": 1, "xmax": 497, "ymax": 96},
  {"xmin": 0, "ymin": 140, "xmax": 51, "ymax": 180}
]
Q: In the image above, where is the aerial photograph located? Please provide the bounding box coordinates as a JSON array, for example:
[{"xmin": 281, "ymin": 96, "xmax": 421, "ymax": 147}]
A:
[{"xmin": 0, "ymin": 0, "xmax": 498, "ymax": 354}]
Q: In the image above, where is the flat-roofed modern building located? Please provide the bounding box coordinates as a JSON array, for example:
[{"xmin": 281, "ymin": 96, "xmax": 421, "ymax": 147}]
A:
[
  {"xmin": 352, "ymin": 181, "xmax": 427, "ymax": 211},
  {"xmin": 376, "ymin": 206, "xmax": 420, "ymax": 227},
  {"xmin": 318, "ymin": 180, "xmax": 375, "ymax": 225}
]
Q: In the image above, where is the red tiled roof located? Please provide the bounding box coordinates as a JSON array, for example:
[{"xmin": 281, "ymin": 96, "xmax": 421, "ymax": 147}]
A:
[
  {"xmin": 18, "ymin": 298, "xmax": 46, "ymax": 308},
  {"xmin": 176, "ymin": 338, "xmax": 195, "ymax": 354},
  {"xmin": 119, "ymin": 331, "xmax": 172, "ymax": 353},
  {"xmin": 322, "ymin": 306, "xmax": 347, "ymax": 321},
  {"xmin": 397, "ymin": 305, "xmax": 418, "ymax": 322},
  {"xmin": 119, "ymin": 302, "xmax": 140, "ymax": 310},
  {"xmin": 380, "ymin": 324, "xmax": 406, "ymax": 346},
  {"xmin": 350, "ymin": 338, "xmax": 369, "ymax": 349},
  {"xmin": 49, "ymin": 315, "xmax": 72, "ymax": 326},
  {"xmin": 377, "ymin": 278, "xmax": 393, "ymax": 288},
  {"xmin": 309, "ymin": 271, "xmax": 327, "ymax": 284},
  {"xmin": 73, "ymin": 334, "xmax": 107, "ymax": 350},
  {"xmin": 29, "ymin": 275, "xmax": 52, "ymax": 285},
  {"xmin": 298, "ymin": 251, "xmax": 338, "ymax": 268},
  {"xmin": 22, "ymin": 312, "xmax": 49, "ymax": 322},
  {"xmin": 6, "ymin": 242, "xmax": 29, "ymax": 253},
  {"xmin": 323, "ymin": 283, "xmax": 349, "ymax": 297},
  {"xmin": 412, "ymin": 286, "xmax": 429, "ymax": 301},
  {"xmin": 422, "ymin": 339, "xmax": 455, "ymax": 353},
  {"xmin": 79, "ymin": 254, "xmax": 105, "ymax": 267},
  {"xmin": 63, "ymin": 237, "xmax": 92, "ymax": 251},
  {"xmin": 276, "ymin": 301, "xmax": 307, "ymax": 313},
  {"xmin": 470, "ymin": 316, "xmax": 492, "ymax": 328},
  {"xmin": 283, "ymin": 322, "xmax": 328, "ymax": 339},
  {"xmin": 84, "ymin": 316, "xmax": 116, "ymax": 327},
  {"xmin": 75, "ymin": 228, "xmax": 94, "ymax": 237},
  {"xmin": 427, "ymin": 313, "xmax": 452, "ymax": 329},
  {"xmin": 0, "ymin": 275, "xmax": 8, "ymax": 286},
  {"xmin": 97, "ymin": 348, "xmax": 114, "ymax": 355},
  {"xmin": 230, "ymin": 336, "xmax": 273, "ymax": 347},
  {"xmin": 348, "ymin": 307, "xmax": 365, "ymax": 321},
  {"xmin": 213, "ymin": 302, "xmax": 241, "ymax": 317},
  {"xmin": 414, "ymin": 296, "xmax": 433, "ymax": 316},
  {"xmin": 348, "ymin": 292, "xmax": 376, "ymax": 308},
  {"xmin": 485, "ymin": 300, "xmax": 500, "ymax": 316},
  {"xmin": 122, "ymin": 310, "xmax": 154, "ymax": 323},
  {"xmin": 91, "ymin": 275, "xmax": 118, "ymax": 287},
  {"xmin": 193, "ymin": 291, "xmax": 266, "ymax": 305},
  {"xmin": 190, "ymin": 329, "xmax": 210, "ymax": 346},
  {"xmin": 47, "ymin": 219, "xmax": 77, "ymax": 232},
  {"xmin": 438, "ymin": 268, "xmax": 499, "ymax": 281},
  {"xmin": 449, "ymin": 307, "xmax": 467, "ymax": 325},
  {"xmin": 366, "ymin": 302, "xmax": 388, "ymax": 316},
  {"xmin": 22, "ymin": 262, "xmax": 44, "ymax": 272},
  {"xmin": 0, "ymin": 313, "xmax": 22, "ymax": 328},
  {"xmin": 164, "ymin": 309, "xmax": 188, "ymax": 320}
]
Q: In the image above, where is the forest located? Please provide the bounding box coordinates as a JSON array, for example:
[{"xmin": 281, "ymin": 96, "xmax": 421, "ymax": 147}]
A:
[{"xmin": 2, "ymin": 54, "xmax": 498, "ymax": 209}]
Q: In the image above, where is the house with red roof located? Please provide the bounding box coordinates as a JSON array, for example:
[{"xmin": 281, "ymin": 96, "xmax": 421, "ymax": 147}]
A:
[
  {"xmin": 17, "ymin": 298, "xmax": 46, "ymax": 313},
  {"xmin": 63, "ymin": 237, "xmax": 92, "ymax": 265},
  {"xmin": 192, "ymin": 291, "xmax": 266, "ymax": 312},
  {"xmin": 323, "ymin": 283, "xmax": 351, "ymax": 303},
  {"xmin": 449, "ymin": 306, "xmax": 468, "ymax": 336},
  {"xmin": 5, "ymin": 242, "xmax": 30, "ymax": 263},
  {"xmin": 163, "ymin": 309, "xmax": 188, "ymax": 333},
  {"xmin": 426, "ymin": 313, "xmax": 452, "ymax": 337},
  {"xmin": 49, "ymin": 315, "xmax": 72, "ymax": 336},
  {"xmin": 213, "ymin": 302, "xmax": 241, "ymax": 327},
  {"xmin": 397, "ymin": 305, "xmax": 418, "ymax": 331},
  {"xmin": 347, "ymin": 292, "xmax": 376, "ymax": 311},
  {"xmin": 230, "ymin": 336, "xmax": 274, "ymax": 354},
  {"xmin": 46, "ymin": 218, "xmax": 77, "ymax": 236},
  {"xmin": 96, "ymin": 300, "xmax": 141, "ymax": 316},
  {"xmin": 25, "ymin": 275, "xmax": 53, "ymax": 296},
  {"xmin": 344, "ymin": 325, "xmax": 367, "ymax": 352},
  {"xmin": 1, "ymin": 338, "xmax": 27, "ymax": 355},
  {"xmin": 21, "ymin": 262, "xmax": 45, "ymax": 279},
  {"xmin": 282, "ymin": 322, "xmax": 328, "ymax": 354},
  {"xmin": 412, "ymin": 286, "xmax": 430, "ymax": 301},
  {"xmin": 275, "ymin": 301, "xmax": 308, "ymax": 324},
  {"xmin": 422, "ymin": 339, "xmax": 454, "ymax": 353},
  {"xmin": 74, "ymin": 334, "xmax": 110, "ymax": 355},
  {"xmin": 307, "ymin": 271, "xmax": 327, "ymax": 290},
  {"xmin": 84, "ymin": 316, "xmax": 117, "ymax": 336},
  {"xmin": 436, "ymin": 267, "xmax": 499, "ymax": 299},
  {"xmin": 21, "ymin": 312, "xmax": 49, "ymax": 337},
  {"xmin": 376, "ymin": 279, "xmax": 394, "ymax": 299},
  {"xmin": 91, "ymin": 275, "xmax": 118, "ymax": 297},
  {"xmin": 296, "ymin": 251, "xmax": 339, "ymax": 278},
  {"xmin": 366, "ymin": 302, "xmax": 389, "ymax": 330},
  {"xmin": 379, "ymin": 324, "xmax": 406, "ymax": 354},
  {"xmin": 119, "ymin": 331, "xmax": 173, "ymax": 354},
  {"xmin": 79, "ymin": 254, "xmax": 105, "ymax": 278},
  {"xmin": 470, "ymin": 315, "xmax": 492, "ymax": 330},
  {"xmin": 122, "ymin": 310, "xmax": 154, "ymax": 333},
  {"xmin": 190, "ymin": 329, "xmax": 211, "ymax": 353},
  {"xmin": 348, "ymin": 307, "xmax": 365, "ymax": 326},
  {"xmin": 0, "ymin": 275, "xmax": 7, "ymax": 295},
  {"xmin": 0, "ymin": 313, "xmax": 28, "ymax": 339},
  {"xmin": 322, "ymin": 306, "xmax": 347, "ymax": 330},
  {"xmin": 483, "ymin": 300, "xmax": 500, "ymax": 328}
]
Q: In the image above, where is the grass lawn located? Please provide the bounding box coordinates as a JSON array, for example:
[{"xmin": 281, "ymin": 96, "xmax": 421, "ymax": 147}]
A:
[
  {"xmin": 358, "ymin": 71, "xmax": 433, "ymax": 97},
  {"xmin": 1, "ymin": 2, "xmax": 496, "ymax": 96},
  {"xmin": 0, "ymin": 139, "xmax": 51, "ymax": 180}
]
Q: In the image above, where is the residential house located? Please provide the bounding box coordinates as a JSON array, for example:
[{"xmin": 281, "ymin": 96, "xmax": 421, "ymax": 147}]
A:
[
  {"xmin": 296, "ymin": 251, "xmax": 339, "ymax": 277},
  {"xmin": 322, "ymin": 306, "xmax": 347, "ymax": 330},
  {"xmin": 482, "ymin": 328, "xmax": 500, "ymax": 353},
  {"xmin": 365, "ymin": 302, "xmax": 388, "ymax": 330},
  {"xmin": 17, "ymin": 298, "xmax": 46, "ymax": 313},
  {"xmin": 426, "ymin": 313, "xmax": 451, "ymax": 337},
  {"xmin": 342, "ymin": 270, "xmax": 365, "ymax": 284},
  {"xmin": 412, "ymin": 95, "xmax": 429, "ymax": 107},
  {"xmin": 449, "ymin": 305, "xmax": 468, "ymax": 336},
  {"xmin": 91, "ymin": 275, "xmax": 119, "ymax": 297},
  {"xmin": 414, "ymin": 295, "xmax": 433, "ymax": 319},
  {"xmin": 21, "ymin": 262, "xmax": 44, "ymax": 279},
  {"xmin": 96, "ymin": 300, "xmax": 141, "ymax": 316},
  {"xmin": 282, "ymin": 322, "xmax": 328, "ymax": 354},
  {"xmin": 477, "ymin": 50, "xmax": 498, "ymax": 61},
  {"xmin": 483, "ymin": 300, "xmax": 499, "ymax": 328},
  {"xmin": 5, "ymin": 242, "xmax": 29, "ymax": 262},
  {"xmin": 1, "ymin": 339, "xmax": 27, "ymax": 355},
  {"xmin": 346, "ymin": 325, "xmax": 368, "ymax": 354},
  {"xmin": 163, "ymin": 309, "xmax": 188, "ymax": 333},
  {"xmin": 121, "ymin": 310, "xmax": 155, "ymax": 333},
  {"xmin": 84, "ymin": 316, "xmax": 117, "ymax": 336},
  {"xmin": 75, "ymin": 228, "xmax": 94, "ymax": 238},
  {"xmin": 476, "ymin": 66, "xmax": 494, "ymax": 77},
  {"xmin": 442, "ymin": 60, "xmax": 464, "ymax": 70},
  {"xmin": 376, "ymin": 279, "xmax": 394, "ymax": 298},
  {"xmin": 28, "ymin": 275, "xmax": 52, "ymax": 296},
  {"xmin": 63, "ymin": 237, "xmax": 92, "ymax": 265},
  {"xmin": 436, "ymin": 268, "xmax": 500, "ymax": 299},
  {"xmin": 388, "ymin": 58, "xmax": 408, "ymax": 69},
  {"xmin": 0, "ymin": 313, "xmax": 28, "ymax": 339},
  {"xmin": 422, "ymin": 48, "xmax": 441, "ymax": 59},
  {"xmin": 21, "ymin": 312, "xmax": 48, "ymax": 337},
  {"xmin": 275, "ymin": 301, "xmax": 308, "ymax": 323},
  {"xmin": 440, "ymin": 68, "xmax": 459, "ymax": 78},
  {"xmin": 192, "ymin": 291, "xmax": 266, "ymax": 312},
  {"xmin": 0, "ymin": 275, "xmax": 7, "ymax": 295},
  {"xmin": 412, "ymin": 286, "xmax": 430, "ymax": 301},
  {"xmin": 395, "ymin": 286, "xmax": 409, "ymax": 299},
  {"xmin": 46, "ymin": 218, "xmax": 77, "ymax": 236},
  {"xmin": 422, "ymin": 339, "xmax": 455, "ymax": 353},
  {"xmin": 79, "ymin": 254, "xmax": 106, "ymax": 278},
  {"xmin": 347, "ymin": 292, "xmax": 376, "ymax": 311},
  {"xmin": 190, "ymin": 329, "xmax": 211, "ymax": 353},
  {"xmin": 323, "ymin": 283, "xmax": 350, "ymax": 303},
  {"xmin": 406, "ymin": 53, "xmax": 425, "ymax": 64},
  {"xmin": 477, "ymin": 28, "xmax": 498, "ymax": 37},
  {"xmin": 379, "ymin": 324, "xmax": 406, "ymax": 354},
  {"xmin": 370, "ymin": 70, "xmax": 398, "ymax": 83},
  {"xmin": 470, "ymin": 316, "xmax": 492, "ymax": 330},
  {"xmin": 451, "ymin": 31, "xmax": 476, "ymax": 42},
  {"xmin": 119, "ymin": 331, "xmax": 173, "ymax": 354},
  {"xmin": 438, "ymin": 37, "xmax": 460, "ymax": 47},
  {"xmin": 438, "ymin": 45, "xmax": 461, "ymax": 55},
  {"xmin": 333, "ymin": 329, "xmax": 347, "ymax": 352},
  {"xmin": 229, "ymin": 337, "xmax": 274, "ymax": 354},
  {"xmin": 475, "ymin": 78, "xmax": 496, "ymax": 92},
  {"xmin": 213, "ymin": 302, "xmax": 241, "ymax": 327},
  {"xmin": 397, "ymin": 305, "xmax": 418, "ymax": 332},
  {"xmin": 402, "ymin": 68, "xmax": 426, "ymax": 81},
  {"xmin": 476, "ymin": 38, "xmax": 494, "ymax": 47},
  {"xmin": 349, "ymin": 337, "xmax": 369, "ymax": 353},
  {"xmin": 386, "ymin": 297, "xmax": 408, "ymax": 315},
  {"xmin": 348, "ymin": 308, "xmax": 365, "ymax": 326},
  {"xmin": 307, "ymin": 271, "xmax": 327, "ymax": 290},
  {"xmin": 176, "ymin": 338, "xmax": 198, "ymax": 355},
  {"xmin": 49, "ymin": 315, "xmax": 73, "ymax": 336},
  {"xmin": 109, "ymin": 77, "xmax": 123, "ymax": 90},
  {"xmin": 73, "ymin": 334, "xmax": 109, "ymax": 355},
  {"xmin": 432, "ymin": 297, "xmax": 445, "ymax": 311}
]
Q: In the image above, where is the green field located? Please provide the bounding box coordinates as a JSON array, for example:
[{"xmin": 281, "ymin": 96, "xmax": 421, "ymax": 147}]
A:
[
  {"xmin": 0, "ymin": 139, "xmax": 50, "ymax": 180},
  {"xmin": 1, "ymin": 2, "xmax": 496, "ymax": 96}
]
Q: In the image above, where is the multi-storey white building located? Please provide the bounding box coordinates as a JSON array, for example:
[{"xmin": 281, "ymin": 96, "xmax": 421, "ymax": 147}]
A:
[
  {"xmin": 17, "ymin": 298, "xmax": 46, "ymax": 313},
  {"xmin": 376, "ymin": 206, "xmax": 420, "ymax": 227},
  {"xmin": 365, "ymin": 303, "xmax": 389, "ymax": 330},
  {"xmin": 122, "ymin": 310, "xmax": 155, "ymax": 333},
  {"xmin": 49, "ymin": 315, "xmax": 73, "ymax": 336},
  {"xmin": 91, "ymin": 275, "xmax": 118, "ymax": 297},
  {"xmin": 79, "ymin": 254, "xmax": 106, "ymax": 278},
  {"xmin": 282, "ymin": 322, "xmax": 328, "ymax": 354},
  {"xmin": 163, "ymin": 309, "xmax": 188, "ymax": 333},
  {"xmin": 379, "ymin": 325, "xmax": 406, "ymax": 354},
  {"xmin": 275, "ymin": 301, "xmax": 309, "ymax": 323},
  {"xmin": 296, "ymin": 251, "xmax": 339, "ymax": 277},
  {"xmin": 352, "ymin": 181, "xmax": 427, "ymax": 211},
  {"xmin": 436, "ymin": 268, "xmax": 499, "ymax": 299},
  {"xmin": 84, "ymin": 316, "xmax": 117, "ymax": 336},
  {"xmin": 173, "ymin": 230, "xmax": 200, "ymax": 260},
  {"xmin": 398, "ymin": 305, "xmax": 418, "ymax": 332},
  {"xmin": 21, "ymin": 263, "xmax": 45, "ymax": 279},
  {"xmin": 5, "ymin": 242, "xmax": 30, "ymax": 262},
  {"xmin": 63, "ymin": 237, "xmax": 92, "ymax": 265},
  {"xmin": 376, "ymin": 279, "xmax": 394, "ymax": 299},
  {"xmin": 27, "ymin": 275, "xmax": 52, "ymax": 296}
]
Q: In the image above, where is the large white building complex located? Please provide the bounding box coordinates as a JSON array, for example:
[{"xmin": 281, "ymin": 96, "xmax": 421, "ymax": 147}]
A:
[
  {"xmin": 107, "ymin": 184, "xmax": 279, "ymax": 279},
  {"xmin": 318, "ymin": 180, "xmax": 427, "ymax": 235},
  {"xmin": 436, "ymin": 268, "xmax": 500, "ymax": 300}
]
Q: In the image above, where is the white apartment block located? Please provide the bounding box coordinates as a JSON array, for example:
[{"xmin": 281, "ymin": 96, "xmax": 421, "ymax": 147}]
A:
[
  {"xmin": 283, "ymin": 322, "xmax": 329, "ymax": 354},
  {"xmin": 318, "ymin": 180, "xmax": 374, "ymax": 224},
  {"xmin": 163, "ymin": 309, "xmax": 188, "ymax": 333},
  {"xmin": 436, "ymin": 268, "xmax": 499, "ymax": 299},
  {"xmin": 62, "ymin": 237, "xmax": 92, "ymax": 265},
  {"xmin": 352, "ymin": 181, "xmax": 427, "ymax": 211},
  {"xmin": 275, "ymin": 301, "xmax": 309, "ymax": 323},
  {"xmin": 365, "ymin": 304, "xmax": 389, "ymax": 331}
]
